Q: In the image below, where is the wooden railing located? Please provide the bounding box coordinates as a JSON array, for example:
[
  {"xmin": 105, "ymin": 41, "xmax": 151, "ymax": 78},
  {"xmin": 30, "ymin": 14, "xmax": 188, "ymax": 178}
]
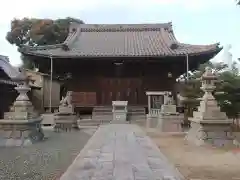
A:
[{"xmin": 71, "ymin": 92, "xmax": 97, "ymax": 107}]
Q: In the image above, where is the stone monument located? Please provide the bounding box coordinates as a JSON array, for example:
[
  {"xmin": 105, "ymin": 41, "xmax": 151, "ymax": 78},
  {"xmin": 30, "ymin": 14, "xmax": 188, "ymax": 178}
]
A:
[
  {"xmin": 186, "ymin": 67, "xmax": 234, "ymax": 147},
  {"xmin": 0, "ymin": 72, "xmax": 44, "ymax": 146},
  {"xmin": 54, "ymin": 91, "xmax": 79, "ymax": 132},
  {"xmin": 157, "ymin": 92, "xmax": 184, "ymax": 132},
  {"xmin": 111, "ymin": 101, "xmax": 128, "ymax": 124}
]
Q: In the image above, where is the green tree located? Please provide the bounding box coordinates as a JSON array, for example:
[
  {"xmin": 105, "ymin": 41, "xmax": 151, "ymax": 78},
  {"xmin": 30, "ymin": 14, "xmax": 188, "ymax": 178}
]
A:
[
  {"xmin": 6, "ymin": 17, "xmax": 84, "ymax": 69},
  {"xmin": 6, "ymin": 17, "xmax": 84, "ymax": 47},
  {"xmin": 215, "ymin": 62, "xmax": 240, "ymax": 118}
]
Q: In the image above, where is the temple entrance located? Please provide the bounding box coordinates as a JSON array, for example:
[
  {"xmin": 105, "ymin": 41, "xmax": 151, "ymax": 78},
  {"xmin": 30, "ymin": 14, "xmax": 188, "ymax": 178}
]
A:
[{"xmin": 99, "ymin": 78, "xmax": 142, "ymax": 105}]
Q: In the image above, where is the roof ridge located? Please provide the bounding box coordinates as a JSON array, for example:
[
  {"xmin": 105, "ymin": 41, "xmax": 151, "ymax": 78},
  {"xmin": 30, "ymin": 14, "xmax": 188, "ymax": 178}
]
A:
[
  {"xmin": 0, "ymin": 55, "xmax": 9, "ymax": 62},
  {"xmin": 19, "ymin": 22, "xmax": 222, "ymax": 58},
  {"xmin": 179, "ymin": 42, "xmax": 221, "ymax": 47},
  {"xmin": 62, "ymin": 22, "xmax": 82, "ymax": 50},
  {"xmin": 78, "ymin": 22, "xmax": 173, "ymax": 32},
  {"xmin": 19, "ymin": 22, "xmax": 173, "ymax": 52},
  {"xmin": 0, "ymin": 56, "xmax": 21, "ymax": 78}
]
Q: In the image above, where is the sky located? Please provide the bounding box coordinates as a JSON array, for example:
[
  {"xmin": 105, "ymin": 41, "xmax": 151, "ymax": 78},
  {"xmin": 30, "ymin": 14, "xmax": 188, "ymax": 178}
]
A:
[{"xmin": 0, "ymin": 0, "xmax": 239, "ymax": 66}]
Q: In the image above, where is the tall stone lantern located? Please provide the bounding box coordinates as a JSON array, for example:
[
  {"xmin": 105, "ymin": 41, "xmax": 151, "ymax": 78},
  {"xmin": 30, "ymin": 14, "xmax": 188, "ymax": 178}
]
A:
[
  {"xmin": 186, "ymin": 67, "xmax": 234, "ymax": 147},
  {"xmin": 0, "ymin": 71, "xmax": 44, "ymax": 147}
]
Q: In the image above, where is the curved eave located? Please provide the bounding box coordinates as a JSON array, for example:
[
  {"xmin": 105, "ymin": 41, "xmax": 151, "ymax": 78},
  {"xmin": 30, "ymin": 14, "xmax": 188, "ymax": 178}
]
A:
[
  {"xmin": 0, "ymin": 58, "xmax": 20, "ymax": 79},
  {"xmin": 18, "ymin": 22, "xmax": 221, "ymax": 60},
  {"xmin": 19, "ymin": 46, "xmax": 222, "ymax": 59}
]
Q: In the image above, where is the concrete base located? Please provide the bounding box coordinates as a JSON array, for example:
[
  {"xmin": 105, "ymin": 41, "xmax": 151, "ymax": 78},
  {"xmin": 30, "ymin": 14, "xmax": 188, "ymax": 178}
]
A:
[
  {"xmin": 146, "ymin": 114, "xmax": 158, "ymax": 128},
  {"xmin": 186, "ymin": 120, "xmax": 235, "ymax": 147},
  {"xmin": 41, "ymin": 113, "xmax": 54, "ymax": 125},
  {"xmin": 0, "ymin": 118, "xmax": 44, "ymax": 147},
  {"xmin": 59, "ymin": 105, "xmax": 74, "ymax": 114},
  {"xmin": 158, "ymin": 114, "xmax": 183, "ymax": 132},
  {"xmin": 54, "ymin": 113, "xmax": 79, "ymax": 132}
]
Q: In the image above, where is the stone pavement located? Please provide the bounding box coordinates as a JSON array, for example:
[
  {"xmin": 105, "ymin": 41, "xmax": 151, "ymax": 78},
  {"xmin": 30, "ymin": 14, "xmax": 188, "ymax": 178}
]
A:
[{"xmin": 60, "ymin": 124, "xmax": 185, "ymax": 180}]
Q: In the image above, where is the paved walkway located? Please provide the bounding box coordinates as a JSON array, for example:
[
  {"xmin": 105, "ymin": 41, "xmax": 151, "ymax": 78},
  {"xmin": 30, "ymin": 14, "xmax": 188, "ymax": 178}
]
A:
[{"xmin": 60, "ymin": 124, "xmax": 184, "ymax": 180}]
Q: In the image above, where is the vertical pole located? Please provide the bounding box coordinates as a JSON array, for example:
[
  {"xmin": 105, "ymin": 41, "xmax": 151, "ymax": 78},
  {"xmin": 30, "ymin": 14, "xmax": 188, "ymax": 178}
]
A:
[
  {"xmin": 148, "ymin": 95, "xmax": 151, "ymax": 115},
  {"xmin": 49, "ymin": 55, "xmax": 53, "ymax": 113},
  {"xmin": 185, "ymin": 54, "xmax": 189, "ymax": 128},
  {"xmin": 186, "ymin": 54, "xmax": 189, "ymax": 80}
]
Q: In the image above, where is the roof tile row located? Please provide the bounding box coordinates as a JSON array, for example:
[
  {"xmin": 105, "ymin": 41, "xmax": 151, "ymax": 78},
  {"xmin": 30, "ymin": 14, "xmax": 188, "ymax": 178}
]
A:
[{"xmin": 20, "ymin": 23, "xmax": 221, "ymax": 58}]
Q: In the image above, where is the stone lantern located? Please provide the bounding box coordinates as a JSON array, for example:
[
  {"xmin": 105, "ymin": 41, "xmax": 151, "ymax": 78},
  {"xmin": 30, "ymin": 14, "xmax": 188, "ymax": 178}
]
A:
[
  {"xmin": 0, "ymin": 71, "xmax": 44, "ymax": 147},
  {"xmin": 186, "ymin": 67, "xmax": 234, "ymax": 147}
]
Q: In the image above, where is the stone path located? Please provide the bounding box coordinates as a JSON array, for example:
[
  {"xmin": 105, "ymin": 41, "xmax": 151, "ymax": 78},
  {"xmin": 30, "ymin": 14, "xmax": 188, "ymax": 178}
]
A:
[{"xmin": 60, "ymin": 124, "xmax": 185, "ymax": 180}]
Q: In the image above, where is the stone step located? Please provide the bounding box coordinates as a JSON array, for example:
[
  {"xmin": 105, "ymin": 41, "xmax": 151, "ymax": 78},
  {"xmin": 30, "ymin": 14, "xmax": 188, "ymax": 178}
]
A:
[
  {"xmin": 78, "ymin": 123, "xmax": 100, "ymax": 126},
  {"xmin": 78, "ymin": 119, "xmax": 111, "ymax": 124},
  {"xmin": 129, "ymin": 116, "xmax": 146, "ymax": 120},
  {"xmin": 91, "ymin": 106, "xmax": 146, "ymax": 125},
  {"xmin": 78, "ymin": 125, "xmax": 98, "ymax": 129},
  {"xmin": 92, "ymin": 113, "xmax": 111, "ymax": 116},
  {"xmin": 92, "ymin": 116, "xmax": 113, "ymax": 119},
  {"xmin": 79, "ymin": 122, "xmax": 110, "ymax": 127}
]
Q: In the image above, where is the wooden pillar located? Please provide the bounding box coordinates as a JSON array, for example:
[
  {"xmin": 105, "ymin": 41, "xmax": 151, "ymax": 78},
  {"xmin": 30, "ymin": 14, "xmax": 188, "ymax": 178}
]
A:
[{"xmin": 148, "ymin": 95, "xmax": 151, "ymax": 114}]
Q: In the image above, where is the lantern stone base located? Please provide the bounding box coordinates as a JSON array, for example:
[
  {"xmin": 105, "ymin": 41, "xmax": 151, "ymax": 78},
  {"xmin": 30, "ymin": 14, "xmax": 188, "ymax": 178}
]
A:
[
  {"xmin": 186, "ymin": 119, "xmax": 234, "ymax": 147},
  {"xmin": 0, "ymin": 117, "xmax": 44, "ymax": 147},
  {"xmin": 54, "ymin": 113, "xmax": 79, "ymax": 132},
  {"xmin": 146, "ymin": 114, "xmax": 159, "ymax": 128},
  {"xmin": 158, "ymin": 113, "xmax": 184, "ymax": 132}
]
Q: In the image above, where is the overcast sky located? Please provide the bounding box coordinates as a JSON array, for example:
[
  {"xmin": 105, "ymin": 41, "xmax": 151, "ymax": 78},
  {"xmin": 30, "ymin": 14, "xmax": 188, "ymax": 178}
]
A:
[{"xmin": 0, "ymin": 0, "xmax": 239, "ymax": 66}]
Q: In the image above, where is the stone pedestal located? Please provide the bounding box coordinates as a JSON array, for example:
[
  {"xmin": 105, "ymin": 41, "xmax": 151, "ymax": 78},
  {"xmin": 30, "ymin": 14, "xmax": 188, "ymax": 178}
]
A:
[
  {"xmin": 146, "ymin": 114, "xmax": 158, "ymax": 128},
  {"xmin": 0, "ymin": 73, "xmax": 44, "ymax": 147},
  {"xmin": 54, "ymin": 106, "xmax": 79, "ymax": 132},
  {"xmin": 54, "ymin": 92, "xmax": 79, "ymax": 132},
  {"xmin": 59, "ymin": 105, "xmax": 74, "ymax": 114},
  {"xmin": 41, "ymin": 113, "xmax": 54, "ymax": 126},
  {"xmin": 186, "ymin": 67, "xmax": 234, "ymax": 147},
  {"xmin": 157, "ymin": 105, "xmax": 184, "ymax": 132},
  {"xmin": 111, "ymin": 101, "xmax": 128, "ymax": 124},
  {"xmin": 187, "ymin": 119, "xmax": 234, "ymax": 147},
  {"xmin": 158, "ymin": 113, "xmax": 184, "ymax": 132}
]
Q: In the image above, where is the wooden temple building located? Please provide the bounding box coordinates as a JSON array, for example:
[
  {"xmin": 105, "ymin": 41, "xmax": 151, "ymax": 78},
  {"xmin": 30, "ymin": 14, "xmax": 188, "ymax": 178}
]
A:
[
  {"xmin": 0, "ymin": 55, "xmax": 19, "ymax": 118},
  {"xmin": 19, "ymin": 22, "xmax": 222, "ymax": 113}
]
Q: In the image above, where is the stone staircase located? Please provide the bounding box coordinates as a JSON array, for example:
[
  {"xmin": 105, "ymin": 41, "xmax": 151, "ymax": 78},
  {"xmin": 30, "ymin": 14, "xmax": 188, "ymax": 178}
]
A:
[
  {"xmin": 92, "ymin": 106, "xmax": 113, "ymax": 124},
  {"xmin": 78, "ymin": 107, "xmax": 112, "ymax": 128},
  {"xmin": 78, "ymin": 106, "xmax": 146, "ymax": 128},
  {"xmin": 128, "ymin": 106, "xmax": 146, "ymax": 126}
]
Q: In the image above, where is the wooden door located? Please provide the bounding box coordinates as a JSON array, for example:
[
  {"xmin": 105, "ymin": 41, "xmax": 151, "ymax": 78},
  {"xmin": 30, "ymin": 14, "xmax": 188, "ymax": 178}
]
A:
[{"xmin": 98, "ymin": 78, "xmax": 142, "ymax": 105}]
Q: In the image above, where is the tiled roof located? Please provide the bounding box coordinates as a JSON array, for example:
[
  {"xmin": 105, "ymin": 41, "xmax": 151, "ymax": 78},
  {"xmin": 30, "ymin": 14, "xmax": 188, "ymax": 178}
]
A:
[
  {"xmin": 0, "ymin": 55, "xmax": 20, "ymax": 78},
  {"xmin": 19, "ymin": 22, "xmax": 221, "ymax": 58}
]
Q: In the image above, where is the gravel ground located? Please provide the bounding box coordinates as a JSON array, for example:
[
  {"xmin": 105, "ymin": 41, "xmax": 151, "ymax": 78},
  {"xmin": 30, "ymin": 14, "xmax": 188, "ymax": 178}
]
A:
[
  {"xmin": 147, "ymin": 130, "xmax": 240, "ymax": 180},
  {"xmin": 0, "ymin": 127, "xmax": 96, "ymax": 180}
]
